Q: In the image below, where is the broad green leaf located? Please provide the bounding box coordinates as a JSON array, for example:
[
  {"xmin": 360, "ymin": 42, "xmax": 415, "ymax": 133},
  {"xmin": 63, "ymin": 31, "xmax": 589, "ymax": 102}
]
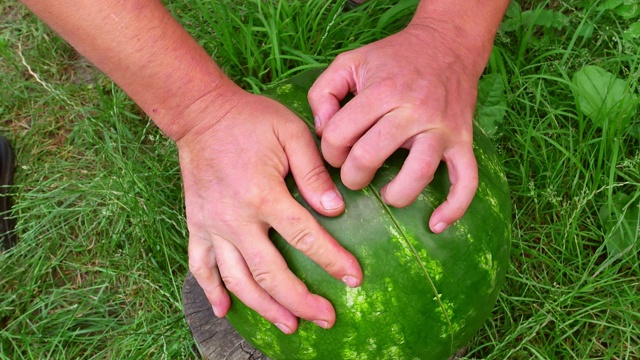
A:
[
  {"xmin": 499, "ymin": 5, "xmax": 569, "ymax": 32},
  {"xmin": 500, "ymin": 17, "xmax": 521, "ymax": 33},
  {"xmin": 598, "ymin": 0, "xmax": 640, "ymax": 19},
  {"xmin": 499, "ymin": 0, "xmax": 522, "ymax": 32},
  {"xmin": 597, "ymin": 0, "xmax": 626, "ymax": 11},
  {"xmin": 476, "ymin": 73, "xmax": 507, "ymax": 136},
  {"xmin": 599, "ymin": 193, "xmax": 640, "ymax": 258},
  {"xmin": 505, "ymin": 0, "xmax": 522, "ymax": 19},
  {"xmin": 571, "ymin": 65, "xmax": 638, "ymax": 128},
  {"xmin": 520, "ymin": 9, "xmax": 569, "ymax": 30},
  {"xmin": 614, "ymin": 2, "xmax": 640, "ymax": 19},
  {"xmin": 623, "ymin": 22, "xmax": 640, "ymax": 42}
]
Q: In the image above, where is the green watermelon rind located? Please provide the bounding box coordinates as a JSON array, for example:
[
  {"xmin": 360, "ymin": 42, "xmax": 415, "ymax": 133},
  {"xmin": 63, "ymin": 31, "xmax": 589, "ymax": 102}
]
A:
[{"xmin": 226, "ymin": 69, "xmax": 511, "ymax": 360}]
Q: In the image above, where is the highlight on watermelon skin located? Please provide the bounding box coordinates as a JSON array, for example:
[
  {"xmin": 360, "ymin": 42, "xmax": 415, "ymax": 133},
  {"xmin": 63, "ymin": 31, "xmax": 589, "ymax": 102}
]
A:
[{"xmin": 225, "ymin": 69, "xmax": 512, "ymax": 360}]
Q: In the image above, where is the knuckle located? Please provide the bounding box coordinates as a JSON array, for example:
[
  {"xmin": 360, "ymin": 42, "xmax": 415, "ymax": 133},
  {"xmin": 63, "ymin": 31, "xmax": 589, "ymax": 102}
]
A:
[
  {"xmin": 322, "ymin": 127, "xmax": 347, "ymax": 150},
  {"xmin": 252, "ymin": 267, "xmax": 282, "ymax": 292},
  {"xmin": 323, "ymin": 257, "xmax": 340, "ymax": 274},
  {"xmin": 220, "ymin": 273, "xmax": 242, "ymax": 294},
  {"xmin": 301, "ymin": 164, "xmax": 331, "ymax": 190},
  {"xmin": 188, "ymin": 259, "xmax": 211, "ymax": 278},
  {"xmin": 377, "ymin": 77, "xmax": 396, "ymax": 92},
  {"xmin": 237, "ymin": 186, "xmax": 272, "ymax": 214},
  {"xmin": 211, "ymin": 211, "xmax": 245, "ymax": 235},
  {"xmin": 413, "ymin": 162, "xmax": 437, "ymax": 183},
  {"xmin": 333, "ymin": 52, "xmax": 352, "ymax": 65},
  {"xmin": 252, "ymin": 270, "xmax": 275, "ymax": 290},
  {"xmin": 349, "ymin": 145, "xmax": 378, "ymax": 170},
  {"xmin": 245, "ymin": 253, "xmax": 287, "ymax": 292},
  {"xmin": 244, "ymin": 251, "xmax": 268, "ymax": 271},
  {"xmin": 287, "ymin": 227, "xmax": 316, "ymax": 255},
  {"xmin": 308, "ymin": 83, "xmax": 321, "ymax": 101}
]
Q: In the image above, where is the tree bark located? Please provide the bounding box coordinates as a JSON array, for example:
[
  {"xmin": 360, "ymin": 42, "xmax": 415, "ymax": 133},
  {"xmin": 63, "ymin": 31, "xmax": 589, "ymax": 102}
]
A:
[{"xmin": 183, "ymin": 272, "xmax": 269, "ymax": 360}]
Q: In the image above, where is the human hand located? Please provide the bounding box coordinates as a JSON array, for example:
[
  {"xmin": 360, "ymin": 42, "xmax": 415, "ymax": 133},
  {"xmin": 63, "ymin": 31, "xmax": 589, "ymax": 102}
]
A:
[
  {"xmin": 176, "ymin": 91, "xmax": 362, "ymax": 334},
  {"xmin": 309, "ymin": 24, "xmax": 483, "ymax": 234}
]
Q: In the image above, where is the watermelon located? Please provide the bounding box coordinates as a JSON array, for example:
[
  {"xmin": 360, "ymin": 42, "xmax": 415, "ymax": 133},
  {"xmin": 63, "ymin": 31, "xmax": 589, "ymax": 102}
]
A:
[{"xmin": 225, "ymin": 69, "xmax": 511, "ymax": 360}]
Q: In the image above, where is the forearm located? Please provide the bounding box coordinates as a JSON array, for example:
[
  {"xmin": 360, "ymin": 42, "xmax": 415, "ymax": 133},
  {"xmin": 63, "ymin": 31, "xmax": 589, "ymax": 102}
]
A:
[
  {"xmin": 20, "ymin": 0, "xmax": 240, "ymax": 141},
  {"xmin": 409, "ymin": 0, "xmax": 510, "ymax": 78}
]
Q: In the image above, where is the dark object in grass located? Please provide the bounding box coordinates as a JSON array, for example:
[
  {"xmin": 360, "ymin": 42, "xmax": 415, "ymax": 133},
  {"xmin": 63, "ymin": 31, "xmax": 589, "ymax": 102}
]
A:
[
  {"xmin": 183, "ymin": 272, "xmax": 268, "ymax": 360},
  {"xmin": 0, "ymin": 134, "xmax": 16, "ymax": 252},
  {"xmin": 345, "ymin": 0, "xmax": 362, "ymax": 10}
]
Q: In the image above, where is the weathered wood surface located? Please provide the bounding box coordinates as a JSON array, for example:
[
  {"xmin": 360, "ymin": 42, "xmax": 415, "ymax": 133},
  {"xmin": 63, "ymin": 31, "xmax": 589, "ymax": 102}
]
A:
[{"xmin": 182, "ymin": 272, "xmax": 269, "ymax": 360}]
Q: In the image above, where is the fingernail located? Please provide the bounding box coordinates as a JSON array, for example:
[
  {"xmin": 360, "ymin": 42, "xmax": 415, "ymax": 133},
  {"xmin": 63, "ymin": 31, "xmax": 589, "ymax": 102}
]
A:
[
  {"xmin": 342, "ymin": 275, "xmax": 358, "ymax": 288},
  {"xmin": 275, "ymin": 323, "xmax": 293, "ymax": 334},
  {"xmin": 313, "ymin": 320, "xmax": 330, "ymax": 329},
  {"xmin": 433, "ymin": 222, "xmax": 448, "ymax": 233},
  {"xmin": 314, "ymin": 115, "xmax": 322, "ymax": 130},
  {"xmin": 321, "ymin": 190, "xmax": 344, "ymax": 211},
  {"xmin": 211, "ymin": 305, "xmax": 220, "ymax": 317}
]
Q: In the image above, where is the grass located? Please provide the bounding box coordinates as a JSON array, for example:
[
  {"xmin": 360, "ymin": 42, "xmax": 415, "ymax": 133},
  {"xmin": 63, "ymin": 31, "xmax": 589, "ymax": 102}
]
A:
[{"xmin": 1, "ymin": 0, "xmax": 639, "ymax": 358}]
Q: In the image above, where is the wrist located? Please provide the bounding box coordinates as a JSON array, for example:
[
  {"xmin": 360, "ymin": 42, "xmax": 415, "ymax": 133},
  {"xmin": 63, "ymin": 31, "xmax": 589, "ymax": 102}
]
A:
[
  {"xmin": 20, "ymin": 0, "xmax": 243, "ymax": 142},
  {"xmin": 152, "ymin": 76, "xmax": 245, "ymax": 142},
  {"xmin": 169, "ymin": 81, "xmax": 247, "ymax": 143},
  {"xmin": 407, "ymin": 0, "xmax": 509, "ymax": 78}
]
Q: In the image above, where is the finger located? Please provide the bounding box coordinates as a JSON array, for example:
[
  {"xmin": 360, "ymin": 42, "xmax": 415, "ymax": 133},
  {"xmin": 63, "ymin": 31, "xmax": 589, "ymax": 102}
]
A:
[
  {"xmin": 263, "ymin": 188, "xmax": 363, "ymax": 290},
  {"xmin": 428, "ymin": 144, "xmax": 478, "ymax": 233},
  {"xmin": 320, "ymin": 86, "xmax": 394, "ymax": 168},
  {"xmin": 226, "ymin": 224, "xmax": 338, "ymax": 329},
  {"xmin": 340, "ymin": 112, "xmax": 414, "ymax": 190},
  {"xmin": 283, "ymin": 124, "xmax": 345, "ymax": 217},
  {"xmin": 380, "ymin": 132, "xmax": 446, "ymax": 208},
  {"xmin": 213, "ymin": 236, "xmax": 300, "ymax": 333},
  {"xmin": 188, "ymin": 235, "xmax": 231, "ymax": 317},
  {"xmin": 308, "ymin": 57, "xmax": 355, "ymax": 133}
]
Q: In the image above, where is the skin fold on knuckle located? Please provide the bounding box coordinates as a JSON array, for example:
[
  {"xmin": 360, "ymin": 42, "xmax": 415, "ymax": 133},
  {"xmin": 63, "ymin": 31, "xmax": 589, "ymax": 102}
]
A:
[
  {"xmin": 307, "ymin": 83, "xmax": 324, "ymax": 104},
  {"xmin": 375, "ymin": 77, "xmax": 403, "ymax": 100},
  {"xmin": 322, "ymin": 122, "xmax": 350, "ymax": 149},
  {"xmin": 321, "ymin": 136, "xmax": 348, "ymax": 167},
  {"xmin": 188, "ymin": 259, "xmax": 212, "ymax": 279},
  {"xmin": 286, "ymin": 225, "xmax": 318, "ymax": 256},
  {"xmin": 245, "ymin": 253, "xmax": 288, "ymax": 292},
  {"xmin": 349, "ymin": 143, "xmax": 379, "ymax": 172},
  {"xmin": 412, "ymin": 161, "xmax": 437, "ymax": 186},
  {"xmin": 300, "ymin": 163, "xmax": 332, "ymax": 192},
  {"xmin": 219, "ymin": 271, "xmax": 245, "ymax": 296},
  {"xmin": 237, "ymin": 185, "xmax": 274, "ymax": 218},
  {"xmin": 284, "ymin": 219, "xmax": 345, "ymax": 275},
  {"xmin": 332, "ymin": 51, "xmax": 356, "ymax": 68},
  {"xmin": 219, "ymin": 271, "xmax": 286, "ymax": 324}
]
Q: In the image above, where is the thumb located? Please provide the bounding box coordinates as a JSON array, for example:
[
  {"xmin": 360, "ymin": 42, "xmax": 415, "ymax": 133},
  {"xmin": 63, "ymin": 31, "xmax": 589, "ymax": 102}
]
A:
[
  {"xmin": 308, "ymin": 58, "xmax": 357, "ymax": 135},
  {"xmin": 283, "ymin": 126, "xmax": 345, "ymax": 217}
]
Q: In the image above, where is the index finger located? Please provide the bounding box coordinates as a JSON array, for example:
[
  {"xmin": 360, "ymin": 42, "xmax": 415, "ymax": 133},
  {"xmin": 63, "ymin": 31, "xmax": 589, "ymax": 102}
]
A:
[
  {"xmin": 307, "ymin": 60, "xmax": 355, "ymax": 133},
  {"xmin": 262, "ymin": 188, "xmax": 363, "ymax": 289}
]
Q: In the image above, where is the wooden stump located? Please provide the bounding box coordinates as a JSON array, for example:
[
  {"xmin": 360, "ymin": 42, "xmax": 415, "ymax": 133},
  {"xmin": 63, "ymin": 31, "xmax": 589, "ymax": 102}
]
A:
[{"xmin": 182, "ymin": 272, "xmax": 268, "ymax": 360}]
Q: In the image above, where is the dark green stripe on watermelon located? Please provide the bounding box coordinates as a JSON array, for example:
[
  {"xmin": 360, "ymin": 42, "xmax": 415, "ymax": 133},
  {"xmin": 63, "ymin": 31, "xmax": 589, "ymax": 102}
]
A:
[{"xmin": 225, "ymin": 69, "xmax": 511, "ymax": 360}]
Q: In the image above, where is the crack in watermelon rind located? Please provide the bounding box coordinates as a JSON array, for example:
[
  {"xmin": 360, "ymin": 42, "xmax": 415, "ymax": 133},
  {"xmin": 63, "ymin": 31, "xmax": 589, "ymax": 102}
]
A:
[{"xmin": 368, "ymin": 186, "xmax": 456, "ymax": 354}]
